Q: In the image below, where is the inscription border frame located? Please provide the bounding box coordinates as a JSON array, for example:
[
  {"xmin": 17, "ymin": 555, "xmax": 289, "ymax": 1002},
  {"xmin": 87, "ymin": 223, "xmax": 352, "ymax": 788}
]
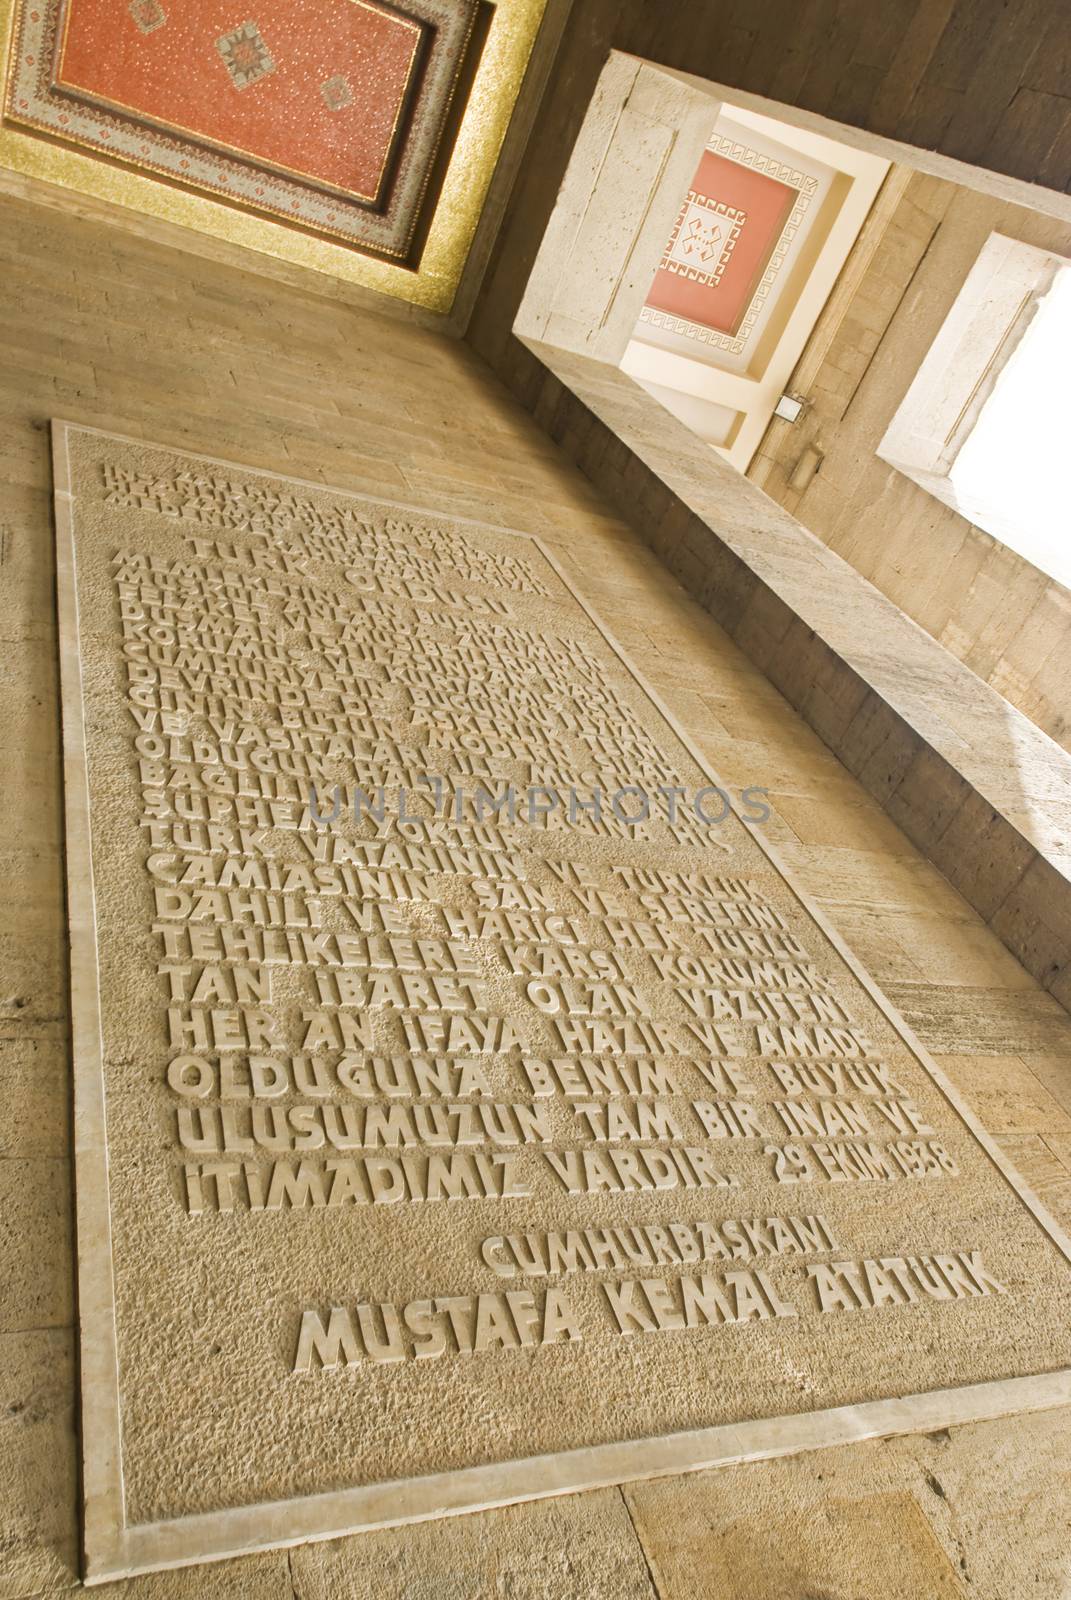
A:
[{"xmin": 51, "ymin": 419, "xmax": 1071, "ymax": 1584}]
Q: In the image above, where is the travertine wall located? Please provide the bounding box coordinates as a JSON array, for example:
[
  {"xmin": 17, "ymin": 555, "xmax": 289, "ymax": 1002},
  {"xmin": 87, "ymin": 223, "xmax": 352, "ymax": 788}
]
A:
[
  {"xmin": 750, "ymin": 169, "xmax": 1071, "ymax": 753},
  {"xmin": 466, "ymin": 25, "xmax": 1071, "ymax": 1019},
  {"xmin": 620, "ymin": 0, "xmax": 1071, "ymax": 191},
  {"xmin": 5, "ymin": 191, "xmax": 1071, "ymax": 1597}
]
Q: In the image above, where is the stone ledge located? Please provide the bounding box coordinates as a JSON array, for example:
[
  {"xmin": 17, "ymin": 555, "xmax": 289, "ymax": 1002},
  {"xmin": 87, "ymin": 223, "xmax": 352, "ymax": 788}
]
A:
[{"xmin": 489, "ymin": 333, "xmax": 1071, "ymax": 1012}]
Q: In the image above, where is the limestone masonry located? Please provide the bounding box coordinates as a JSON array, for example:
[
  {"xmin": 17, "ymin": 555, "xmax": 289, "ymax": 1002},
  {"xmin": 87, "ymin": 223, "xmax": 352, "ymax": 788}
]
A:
[{"xmin": 54, "ymin": 424, "xmax": 1071, "ymax": 1582}]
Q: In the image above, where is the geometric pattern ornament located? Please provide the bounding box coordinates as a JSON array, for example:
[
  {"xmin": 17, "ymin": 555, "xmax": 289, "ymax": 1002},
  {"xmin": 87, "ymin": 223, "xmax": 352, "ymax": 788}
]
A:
[
  {"xmin": 642, "ymin": 137, "xmax": 819, "ymax": 358},
  {"xmin": 4, "ymin": 0, "xmax": 480, "ymax": 261},
  {"xmin": 128, "ymin": 0, "xmax": 166, "ymax": 36},
  {"xmin": 320, "ymin": 73, "xmax": 354, "ymax": 112},
  {"xmin": 662, "ymin": 193, "xmax": 745, "ymax": 287},
  {"xmin": 216, "ymin": 22, "xmax": 277, "ymax": 92}
]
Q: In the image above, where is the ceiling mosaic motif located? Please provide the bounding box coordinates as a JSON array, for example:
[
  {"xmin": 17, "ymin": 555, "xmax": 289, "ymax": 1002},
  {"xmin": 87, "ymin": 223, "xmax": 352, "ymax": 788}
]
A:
[
  {"xmin": 641, "ymin": 138, "xmax": 819, "ymax": 359},
  {"xmin": 4, "ymin": 0, "xmax": 480, "ymax": 260},
  {"xmin": 624, "ymin": 107, "xmax": 888, "ymax": 473}
]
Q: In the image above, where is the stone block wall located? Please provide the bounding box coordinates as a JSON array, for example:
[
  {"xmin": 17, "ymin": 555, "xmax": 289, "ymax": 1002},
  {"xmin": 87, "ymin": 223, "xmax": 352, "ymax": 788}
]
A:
[
  {"xmin": 750, "ymin": 168, "xmax": 1071, "ymax": 753},
  {"xmin": 621, "ymin": 0, "xmax": 1071, "ymax": 191},
  {"xmin": 469, "ymin": 0, "xmax": 1071, "ymax": 384},
  {"xmin": 3, "ymin": 185, "xmax": 1071, "ymax": 1597}
]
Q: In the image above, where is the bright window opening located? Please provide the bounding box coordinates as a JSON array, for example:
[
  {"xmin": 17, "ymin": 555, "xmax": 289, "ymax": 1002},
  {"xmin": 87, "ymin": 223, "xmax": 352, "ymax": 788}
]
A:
[
  {"xmin": 879, "ymin": 233, "xmax": 1071, "ymax": 593},
  {"xmin": 949, "ymin": 263, "xmax": 1071, "ymax": 588}
]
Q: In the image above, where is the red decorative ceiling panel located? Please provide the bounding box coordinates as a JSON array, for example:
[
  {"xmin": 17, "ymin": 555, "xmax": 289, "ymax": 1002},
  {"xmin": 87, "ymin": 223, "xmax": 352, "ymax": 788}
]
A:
[
  {"xmin": 5, "ymin": 0, "xmax": 479, "ymax": 259},
  {"xmin": 646, "ymin": 150, "xmax": 797, "ymax": 336},
  {"xmin": 56, "ymin": 0, "xmax": 423, "ymax": 201}
]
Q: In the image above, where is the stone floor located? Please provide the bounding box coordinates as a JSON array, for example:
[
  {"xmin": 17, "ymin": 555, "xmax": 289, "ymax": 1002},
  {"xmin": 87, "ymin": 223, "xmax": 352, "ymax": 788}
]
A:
[{"xmin": 2, "ymin": 190, "xmax": 1071, "ymax": 1597}]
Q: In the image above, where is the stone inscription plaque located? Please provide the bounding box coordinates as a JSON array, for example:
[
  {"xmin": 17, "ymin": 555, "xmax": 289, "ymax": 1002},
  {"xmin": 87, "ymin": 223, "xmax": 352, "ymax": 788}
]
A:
[{"xmin": 53, "ymin": 423, "xmax": 1071, "ymax": 1581}]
